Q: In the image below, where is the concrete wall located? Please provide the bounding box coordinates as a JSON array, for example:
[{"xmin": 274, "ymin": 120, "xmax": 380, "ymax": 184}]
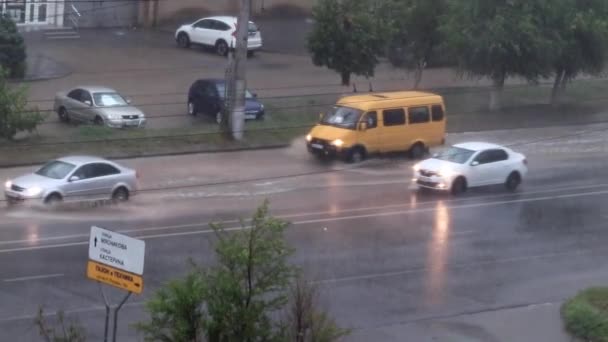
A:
[{"xmin": 138, "ymin": 0, "xmax": 315, "ymax": 28}]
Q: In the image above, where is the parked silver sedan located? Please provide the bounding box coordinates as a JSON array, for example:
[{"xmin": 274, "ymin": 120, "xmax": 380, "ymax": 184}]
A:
[
  {"xmin": 54, "ymin": 86, "xmax": 146, "ymax": 128},
  {"xmin": 4, "ymin": 156, "xmax": 138, "ymax": 206}
]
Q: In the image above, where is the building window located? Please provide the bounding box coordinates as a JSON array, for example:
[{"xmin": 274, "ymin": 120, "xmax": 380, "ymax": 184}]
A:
[{"xmin": 38, "ymin": 2, "xmax": 47, "ymax": 22}]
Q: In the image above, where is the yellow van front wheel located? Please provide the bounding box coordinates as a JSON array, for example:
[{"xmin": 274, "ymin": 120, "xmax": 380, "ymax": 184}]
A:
[{"xmin": 347, "ymin": 147, "xmax": 366, "ymax": 163}]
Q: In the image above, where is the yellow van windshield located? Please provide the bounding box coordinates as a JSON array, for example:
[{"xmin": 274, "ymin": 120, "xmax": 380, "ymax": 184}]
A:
[{"xmin": 320, "ymin": 106, "xmax": 362, "ymax": 130}]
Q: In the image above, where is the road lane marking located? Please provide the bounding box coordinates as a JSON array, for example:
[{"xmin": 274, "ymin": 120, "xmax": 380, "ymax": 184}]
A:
[
  {"xmin": 2, "ymin": 180, "xmax": 607, "ymax": 247},
  {"xmin": 0, "ymin": 301, "xmax": 145, "ymax": 323},
  {"xmin": 2, "ymin": 187, "xmax": 608, "ymax": 254},
  {"xmin": 2, "ymin": 178, "xmax": 606, "ymax": 228},
  {"xmin": 313, "ymin": 250, "xmax": 590, "ymax": 285},
  {"xmin": 0, "ymin": 248, "xmax": 593, "ymax": 323},
  {"xmin": 3, "ymin": 273, "xmax": 64, "ymax": 283}
]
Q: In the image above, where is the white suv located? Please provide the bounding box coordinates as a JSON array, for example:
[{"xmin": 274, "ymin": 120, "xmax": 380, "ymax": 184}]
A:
[{"xmin": 175, "ymin": 16, "xmax": 263, "ymax": 56}]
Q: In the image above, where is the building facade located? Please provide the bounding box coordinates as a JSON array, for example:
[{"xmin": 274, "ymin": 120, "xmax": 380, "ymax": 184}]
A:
[
  {"xmin": 1, "ymin": 0, "xmax": 64, "ymax": 26},
  {"xmin": 138, "ymin": 0, "xmax": 315, "ymax": 27},
  {"xmin": 1, "ymin": 0, "xmax": 314, "ymax": 29}
]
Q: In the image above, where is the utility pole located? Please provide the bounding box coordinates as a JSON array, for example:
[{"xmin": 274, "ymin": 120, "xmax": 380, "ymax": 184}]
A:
[{"xmin": 229, "ymin": 0, "xmax": 251, "ymax": 140}]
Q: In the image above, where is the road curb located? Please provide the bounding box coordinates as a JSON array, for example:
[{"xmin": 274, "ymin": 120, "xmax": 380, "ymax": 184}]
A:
[{"xmin": 0, "ymin": 143, "xmax": 290, "ymax": 168}]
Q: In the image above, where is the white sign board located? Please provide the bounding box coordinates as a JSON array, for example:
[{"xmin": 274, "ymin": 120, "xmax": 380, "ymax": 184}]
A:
[{"xmin": 89, "ymin": 226, "xmax": 145, "ymax": 275}]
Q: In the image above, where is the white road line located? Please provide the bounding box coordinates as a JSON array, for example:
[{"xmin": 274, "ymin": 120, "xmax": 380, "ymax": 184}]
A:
[
  {"xmin": 314, "ymin": 250, "xmax": 590, "ymax": 285},
  {"xmin": 3, "ymin": 273, "xmax": 64, "ymax": 283},
  {"xmin": 1, "ymin": 181, "xmax": 606, "ymax": 247},
  {"xmin": 2, "ymin": 187, "xmax": 608, "ymax": 254},
  {"xmin": 0, "ymin": 301, "xmax": 145, "ymax": 323},
  {"xmin": 0, "ymin": 249, "xmax": 591, "ymax": 323}
]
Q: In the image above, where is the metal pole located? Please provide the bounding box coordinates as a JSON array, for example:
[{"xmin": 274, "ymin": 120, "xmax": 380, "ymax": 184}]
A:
[
  {"xmin": 111, "ymin": 292, "xmax": 132, "ymax": 342},
  {"xmin": 230, "ymin": 0, "xmax": 251, "ymax": 140},
  {"xmin": 99, "ymin": 283, "xmax": 111, "ymax": 342}
]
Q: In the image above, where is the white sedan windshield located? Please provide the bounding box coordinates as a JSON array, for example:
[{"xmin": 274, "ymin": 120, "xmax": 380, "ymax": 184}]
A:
[{"xmin": 435, "ymin": 146, "xmax": 475, "ymax": 164}]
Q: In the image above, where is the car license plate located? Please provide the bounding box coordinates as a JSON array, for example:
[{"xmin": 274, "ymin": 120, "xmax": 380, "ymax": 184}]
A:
[
  {"xmin": 417, "ymin": 176, "xmax": 431, "ymax": 182},
  {"xmin": 311, "ymin": 143, "xmax": 323, "ymax": 149},
  {"xmin": 125, "ymin": 120, "xmax": 138, "ymax": 127}
]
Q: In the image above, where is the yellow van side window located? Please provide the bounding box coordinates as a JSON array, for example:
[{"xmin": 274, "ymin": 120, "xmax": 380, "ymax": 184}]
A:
[
  {"xmin": 431, "ymin": 105, "xmax": 444, "ymax": 121},
  {"xmin": 363, "ymin": 111, "xmax": 377, "ymax": 128},
  {"xmin": 383, "ymin": 109, "xmax": 406, "ymax": 126},
  {"xmin": 408, "ymin": 107, "xmax": 430, "ymax": 124}
]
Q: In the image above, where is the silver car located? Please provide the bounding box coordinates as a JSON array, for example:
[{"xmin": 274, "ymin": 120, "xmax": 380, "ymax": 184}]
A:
[
  {"xmin": 4, "ymin": 156, "xmax": 138, "ymax": 205},
  {"xmin": 54, "ymin": 86, "xmax": 146, "ymax": 128}
]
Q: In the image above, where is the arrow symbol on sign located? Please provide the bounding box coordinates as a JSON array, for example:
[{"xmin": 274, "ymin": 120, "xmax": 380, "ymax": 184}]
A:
[{"xmin": 94, "ymin": 237, "xmax": 98, "ymax": 247}]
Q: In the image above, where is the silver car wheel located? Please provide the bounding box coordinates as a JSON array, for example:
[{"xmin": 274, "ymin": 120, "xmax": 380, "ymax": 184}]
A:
[
  {"xmin": 94, "ymin": 116, "xmax": 104, "ymax": 126},
  {"xmin": 112, "ymin": 187, "xmax": 129, "ymax": 202}
]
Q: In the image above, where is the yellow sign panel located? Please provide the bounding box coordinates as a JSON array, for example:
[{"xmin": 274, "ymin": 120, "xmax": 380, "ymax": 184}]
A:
[{"xmin": 87, "ymin": 260, "xmax": 144, "ymax": 294}]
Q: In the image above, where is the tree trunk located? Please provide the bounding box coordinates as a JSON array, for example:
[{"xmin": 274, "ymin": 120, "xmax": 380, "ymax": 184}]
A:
[
  {"xmin": 413, "ymin": 60, "xmax": 426, "ymax": 89},
  {"xmin": 551, "ymin": 69, "xmax": 565, "ymax": 106},
  {"xmin": 489, "ymin": 76, "xmax": 505, "ymax": 111},
  {"xmin": 340, "ymin": 71, "xmax": 351, "ymax": 86}
]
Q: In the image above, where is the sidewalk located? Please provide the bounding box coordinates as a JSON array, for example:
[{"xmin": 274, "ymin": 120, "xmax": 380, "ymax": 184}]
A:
[{"xmin": 348, "ymin": 302, "xmax": 573, "ymax": 342}]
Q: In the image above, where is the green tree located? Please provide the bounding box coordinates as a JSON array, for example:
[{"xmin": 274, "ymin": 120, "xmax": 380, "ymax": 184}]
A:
[
  {"xmin": 384, "ymin": 0, "xmax": 445, "ymax": 89},
  {"xmin": 0, "ymin": 15, "xmax": 26, "ymax": 78},
  {"xmin": 545, "ymin": 0, "xmax": 608, "ymax": 104},
  {"xmin": 441, "ymin": 0, "xmax": 553, "ymax": 110},
  {"xmin": 0, "ymin": 68, "xmax": 44, "ymax": 140},
  {"xmin": 205, "ymin": 200, "xmax": 295, "ymax": 341},
  {"xmin": 135, "ymin": 271, "xmax": 207, "ymax": 342},
  {"xmin": 308, "ymin": 0, "xmax": 384, "ymax": 86}
]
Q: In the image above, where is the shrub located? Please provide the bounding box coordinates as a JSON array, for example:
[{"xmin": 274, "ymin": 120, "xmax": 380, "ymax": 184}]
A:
[
  {"xmin": 0, "ymin": 68, "xmax": 44, "ymax": 140},
  {"xmin": 562, "ymin": 287, "xmax": 608, "ymax": 342},
  {"xmin": 0, "ymin": 15, "xmax": 26, "ymax": 78}
]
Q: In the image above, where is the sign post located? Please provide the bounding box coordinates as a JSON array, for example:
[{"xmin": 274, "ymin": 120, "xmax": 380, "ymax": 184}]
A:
[{"xmin": 87, "ymin": 226, "xmax": 145, "ymax": 342}]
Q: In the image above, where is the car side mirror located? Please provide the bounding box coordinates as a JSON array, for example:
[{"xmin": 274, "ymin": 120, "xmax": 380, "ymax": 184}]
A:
[
  {"xmin": 318, "ymin": 113, "xmax": 324, "ymax": 120},
  {"xmin": 471, "ymin": 161, "xmax": 480, "ymax": 166},
  {"xmin": 126, "ymin": 98, "xmax": 132, "ymax": 104},
  {"xmin": 359, "ymin": 122, "xmax": 367, "ymax": 131},
  {"xmin": 69, "ymin": 176, "xmax": 80, "ymax": 182},
  {"xmin": 432, "ymin": 153, "xmax": 439, "ymax": 158},
  {"xmin": 84, "ymin": 100, "xmax": 92, "ymax": 106},
  {"xmin": 252, "ymin": 93, "xmax": 258, "ymax": 98}
]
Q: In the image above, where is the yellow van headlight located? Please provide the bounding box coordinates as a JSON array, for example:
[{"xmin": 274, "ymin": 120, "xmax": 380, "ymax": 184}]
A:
[
  {"xmin": 331, "ymin": 139, "xmax": 344, "ymax": 147},
  {"xmin": 306, "ymin": 134, "xmax": 312, "ymax": 142}
]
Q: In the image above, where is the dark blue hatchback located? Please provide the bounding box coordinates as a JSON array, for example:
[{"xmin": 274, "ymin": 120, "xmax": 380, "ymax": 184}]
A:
[{"xmin": 187, "ymin": 79, "xmax": 264, "ymax": 124}]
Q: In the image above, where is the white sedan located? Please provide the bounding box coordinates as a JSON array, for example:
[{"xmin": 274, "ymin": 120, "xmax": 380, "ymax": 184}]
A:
[
  {"xmin": 175, "ymin": 16, "xmax": 263, "ymax": 56},
  {"xmin": 413, "ymin": 142, "xmax": 528, "ymax": 195}
]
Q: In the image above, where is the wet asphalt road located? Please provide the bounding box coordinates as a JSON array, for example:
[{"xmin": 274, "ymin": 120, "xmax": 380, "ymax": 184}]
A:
[{"xmin": 2, "ymin": 124, "xmax": 608, "ymax": 340}]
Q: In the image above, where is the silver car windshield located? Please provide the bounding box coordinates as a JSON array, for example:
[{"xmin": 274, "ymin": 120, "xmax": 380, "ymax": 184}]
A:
[
  {"xmin": 435, "ymin": 147, "xmax": 475, "ymax": 164},
  {"xmin": 93, "ymin": 92, "xmax": 128, "ymax": 107},
  {"xmin": 35, "ymin": 161, "xmax": 76, "ymax": 179}
]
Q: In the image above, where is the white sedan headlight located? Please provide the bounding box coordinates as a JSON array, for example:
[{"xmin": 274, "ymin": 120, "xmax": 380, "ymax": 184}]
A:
[
  {"xmin": 108, "ymin": 113, "xmax": 121, "ymax": 120},
  {"xmin": 331, "ymin": 139, "xmax": 344, "ymax": 147},
  {"xmin": 412, "ymin": 164, "xmax": 420, "ymax": 172},
  {"xmin": 438, "ymin": 168, "xmax": 454, "ymax": 178},
  {"xmin": 4, "ymin": 180, "xmax": 12, "ymax": 189},
  {"xmin": 25, "ymin": 186, "xmax": 43, "ymax": 197}
]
